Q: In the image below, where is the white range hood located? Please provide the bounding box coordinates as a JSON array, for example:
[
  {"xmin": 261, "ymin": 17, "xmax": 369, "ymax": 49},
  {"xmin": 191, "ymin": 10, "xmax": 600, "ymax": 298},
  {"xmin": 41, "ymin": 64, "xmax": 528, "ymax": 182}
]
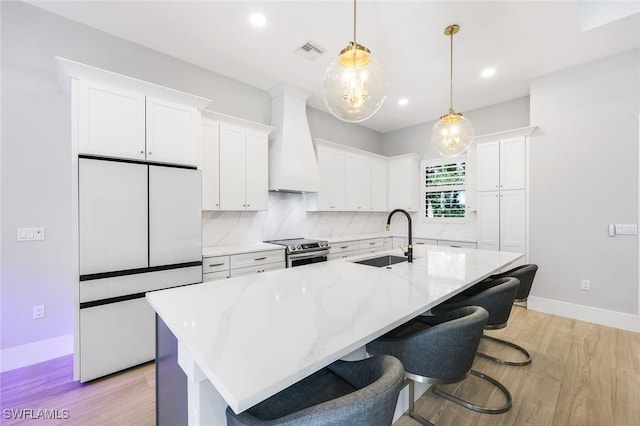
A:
[{"xmin": 268, "ymin": 83, "xmax": 321, "ymax": 193}]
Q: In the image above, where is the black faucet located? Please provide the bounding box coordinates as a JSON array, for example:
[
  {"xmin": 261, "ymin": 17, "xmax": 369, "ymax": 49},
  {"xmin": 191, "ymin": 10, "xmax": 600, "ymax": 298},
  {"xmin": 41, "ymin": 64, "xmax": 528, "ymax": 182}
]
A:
[{"xmin": 386, "ymin": 209, "xmax": 412, "ymax": 262}]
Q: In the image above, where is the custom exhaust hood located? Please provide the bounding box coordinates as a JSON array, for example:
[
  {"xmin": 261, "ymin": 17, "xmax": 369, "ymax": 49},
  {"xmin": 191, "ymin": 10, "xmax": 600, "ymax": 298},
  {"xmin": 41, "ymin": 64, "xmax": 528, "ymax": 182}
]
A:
[{"xmin": 268, "ymin": 83, "xmax": 321, "ymax": 193}]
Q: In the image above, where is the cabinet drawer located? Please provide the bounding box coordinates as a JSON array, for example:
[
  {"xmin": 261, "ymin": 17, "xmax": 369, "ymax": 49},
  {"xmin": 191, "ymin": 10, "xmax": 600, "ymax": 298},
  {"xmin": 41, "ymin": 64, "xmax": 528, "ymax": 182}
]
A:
[
  {"xmin": 330, "ymin": 241, "xmax": 359, "ymax": 254},
  {"xmin": 229, "ymin": 262, "xmax": 286, "ymax": 277},
  {"xmin": 413, "ymin": 238, "xmax": 437, "ymax": 246},
  {"xmin": 230, "ymin": 250, "xmax": 285, "ymax": 269},
  {"xmin": 79, "ymin": 297, "xmax": 154, "ymax": 382},
  {"xmin": 203, "ymin": 255, "xmax": 230, "ymax": 273},
  {"xmin": 203, "ymin": 270, "xmax": 230, "ymax": 282},
  {"xmin": 328, "ymin": 250, "xmax": 359, "ymax": 261},
  {"xmin": 358, "ymin": 238, "xmax": 384, "ymax": 253},
  {"xmin": 437, "ymin": 240, "xmax": 477, "ymax": 249}
]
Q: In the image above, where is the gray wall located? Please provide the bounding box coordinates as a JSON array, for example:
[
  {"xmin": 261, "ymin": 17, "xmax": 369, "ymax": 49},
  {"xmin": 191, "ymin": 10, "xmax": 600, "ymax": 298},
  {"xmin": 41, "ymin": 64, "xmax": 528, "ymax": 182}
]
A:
[
  {"xmin": 382, "ymin": 96, "xmax": 531, "ymax": 158},
  {"xmin": 0, "ymin": 1, "xmax": 380, "ymax": 351},
  {"xmin": 529, "ymin": 48, "xmax": 639, "ymax": 315}
]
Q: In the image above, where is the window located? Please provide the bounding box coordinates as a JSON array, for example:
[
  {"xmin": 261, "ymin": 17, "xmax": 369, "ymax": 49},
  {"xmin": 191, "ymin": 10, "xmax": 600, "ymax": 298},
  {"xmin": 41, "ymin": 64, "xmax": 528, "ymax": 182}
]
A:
[{"xmin": 422, "ymin": 159, "xmax": 466, "ymax": 220}]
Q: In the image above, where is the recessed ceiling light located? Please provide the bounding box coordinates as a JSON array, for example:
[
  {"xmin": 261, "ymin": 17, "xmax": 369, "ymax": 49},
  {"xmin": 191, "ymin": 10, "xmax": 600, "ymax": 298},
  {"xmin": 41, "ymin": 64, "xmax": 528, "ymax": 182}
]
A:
[
  {"xmin": 249, "ymin": 13, "xmax": 266, "ymax": 27},
  {"xmin": 481, "ymin": 68, "xmax": 496, "ymax": 78},
  {"xmin": 398, "ymin": 98, "xmax": 409, "ymax": 106}
]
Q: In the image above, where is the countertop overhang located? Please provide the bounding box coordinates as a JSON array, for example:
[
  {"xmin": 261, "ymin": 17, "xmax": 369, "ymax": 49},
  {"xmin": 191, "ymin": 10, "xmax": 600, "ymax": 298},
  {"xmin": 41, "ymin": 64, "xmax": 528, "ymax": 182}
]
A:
[{"xmin": 147, "ymin": 245, "xmax": 522, "ymax": 414}]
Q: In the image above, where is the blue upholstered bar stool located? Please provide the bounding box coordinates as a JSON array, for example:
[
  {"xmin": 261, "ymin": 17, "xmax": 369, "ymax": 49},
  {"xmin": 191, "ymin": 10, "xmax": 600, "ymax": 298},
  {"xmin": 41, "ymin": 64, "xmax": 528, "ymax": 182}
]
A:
[
  {"xmin": 488, "ymin": 263, "xmax": 538, "ymax": 306},
  {"xmin": 225, "ymin": 355, "xmax": 404, "ymax": 426},
  {"xmin": 367, "ymin": 306, "xmax": 512, "ymax": 425},
  {"xmin": 437, "ymin": 274, "xmax": 532, "ymax": 366}
]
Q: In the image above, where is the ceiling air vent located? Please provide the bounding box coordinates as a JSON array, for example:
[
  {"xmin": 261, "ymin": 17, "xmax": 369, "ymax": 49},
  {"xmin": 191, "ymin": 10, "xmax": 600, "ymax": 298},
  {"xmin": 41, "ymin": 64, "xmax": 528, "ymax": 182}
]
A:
[{"xmin": 295, "ymin": 41, "xmax": 324, "ymax": 61}]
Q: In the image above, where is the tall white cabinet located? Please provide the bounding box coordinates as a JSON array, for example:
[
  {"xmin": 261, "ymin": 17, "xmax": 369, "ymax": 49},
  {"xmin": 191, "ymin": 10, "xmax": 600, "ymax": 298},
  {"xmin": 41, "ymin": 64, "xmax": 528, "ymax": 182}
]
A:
[
  {"xmin": 58, "ymin": 57, "xmax": 211, "ymax": 382},
  {"xmin": 200, "ymin": 111, "xmax": 273, "ymax": 211},
  {"xmin": 475, "ymin": 127, "xmax": 535, "ymax": 260}
]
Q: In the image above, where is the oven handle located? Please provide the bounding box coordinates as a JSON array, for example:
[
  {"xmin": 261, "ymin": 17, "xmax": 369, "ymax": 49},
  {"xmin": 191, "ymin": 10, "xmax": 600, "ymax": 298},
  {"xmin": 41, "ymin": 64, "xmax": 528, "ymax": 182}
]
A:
[{"xmin": 288, "ymin": 249, "xmax": 330, "ymax": 261}]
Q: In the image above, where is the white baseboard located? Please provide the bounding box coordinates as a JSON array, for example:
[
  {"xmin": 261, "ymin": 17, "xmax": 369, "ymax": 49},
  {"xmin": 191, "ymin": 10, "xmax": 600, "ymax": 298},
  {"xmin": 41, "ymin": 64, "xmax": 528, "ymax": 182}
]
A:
[
  {"xmin": 0, "ymin": 334, "xmax": 73, "ymax": 373},
  {"xmin": 527, "ymin": 296, "xmax": 639, "ymax": 332}
]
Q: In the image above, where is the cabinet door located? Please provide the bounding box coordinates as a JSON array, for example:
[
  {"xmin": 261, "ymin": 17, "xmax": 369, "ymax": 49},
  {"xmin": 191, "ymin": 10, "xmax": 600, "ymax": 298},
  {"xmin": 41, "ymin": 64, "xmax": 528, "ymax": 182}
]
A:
[
  {"xmin": 78, "ymin": 81, "xmax": 146, "ymax": 160},
  {"xmin": 219, "ymin": 124, "xmax": 247, "ymax": 210},
  {"xmin": 500, "ymin": 190, "xmax": 526, "ymax": 253},
  {"xmin": 370, "ymin": 158, "xmax": 388, "ymax": 211},
  {"xmin": 500, "ymin": 137, "xmax": 526, "ymax": 190},
  {"xmin": 146, "ymin": 97, "xmax": 198, "ymax": 166},
  {"xmin": 149, "ymin": 166, "xmax": 202, "ymax": 267},
  {"xmin": 476, "ymin": 141, "xmax": 500, "ymax": 191},
  {"xmin": 79, "ymin": 159, "xmax": 148, "ymax": 275},
  {"xmin": 387, "ymin": 157, "xmax": 420, "ymax": 212},
  {"xmin": 476, "ymin": 191, "xmax": 500, "ymax": 251},
  {"xmin": 200, "ymin": 121, "xmax": 220, "ymax": 210},
  {"xmin": 244, "ymin": 131, "xmax": 268, "ymax": 211},
  {"xmin": 316, "ymin": 147, "xmax": 346, "ymax": 210},
  {"xmin": 345, "ymin": 154, "xmax": 370, "ymax": 211}
]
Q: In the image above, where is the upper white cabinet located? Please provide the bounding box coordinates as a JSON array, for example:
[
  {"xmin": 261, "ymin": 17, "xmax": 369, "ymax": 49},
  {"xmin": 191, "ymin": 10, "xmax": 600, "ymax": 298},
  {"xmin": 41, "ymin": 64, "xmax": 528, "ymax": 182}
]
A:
[
  {"xmin": 78, "ymin": 81, "xmax": 146, "ymax": 161},
  {"xmin": 476, "ymin": 137, "xmax": 525, "ymax": 192},
  {"xmin": 60, "ymin": 57, "xmax": 210, "ymax": 167},
  {"xmin": 78, "ymin": 81, "xmax": 199, "ymax": 166},
  {"xmin": 387, "ymin": 154, "xmax": 422, "ymax": 212},
  {"xmin": 145, "ymin": 97, "xmax": 198, "ymax": 166},
  {"xmin": 200, "ymin": 111, "xmax": 273, "ymax": 211},
  {"xmin": 345, "ymin": 154, "xmax": 371, "ymax": 211},
  {"xmin": 308, "ymin": 139, "xmax": 392, "ymax": 212},
  {"xmin": 308, "ymin": 143, "xmax": 346, "ymax": 211}
]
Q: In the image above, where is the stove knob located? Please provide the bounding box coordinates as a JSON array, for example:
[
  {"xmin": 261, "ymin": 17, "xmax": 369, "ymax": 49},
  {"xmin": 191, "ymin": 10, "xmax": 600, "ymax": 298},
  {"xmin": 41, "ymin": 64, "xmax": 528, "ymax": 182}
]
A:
[
  {"xmin": 296, "ymin": 244, "xmax": 302, "ymax": 250},
  {"xmin": 289, "ymin": 245, "xmax": 297, "ymax": 252}
]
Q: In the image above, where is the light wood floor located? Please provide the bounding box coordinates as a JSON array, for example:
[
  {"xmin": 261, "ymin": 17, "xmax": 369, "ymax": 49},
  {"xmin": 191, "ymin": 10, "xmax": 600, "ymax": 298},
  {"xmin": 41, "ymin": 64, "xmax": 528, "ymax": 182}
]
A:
[{"xmin": 1, "ymin": 307, "xmax": 638, "ymax": 425}]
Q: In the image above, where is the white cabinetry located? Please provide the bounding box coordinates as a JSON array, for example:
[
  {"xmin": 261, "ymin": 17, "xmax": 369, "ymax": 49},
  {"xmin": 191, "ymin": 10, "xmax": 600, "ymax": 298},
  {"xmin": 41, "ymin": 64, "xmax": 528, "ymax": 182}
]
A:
[
  {"xmin": 201, "ymin": 112, "xmax": 273, "ymax": 211},
  {"xmin": 307, "ymin": 139, "xmax": 390, "ymax": 212},
  {"xmin": 358, "ymin": 238, "xmax": 385, "ymax": 255},
  {"xmin": 328, "ymin": 240, "xmax": 359, "ymax": 260},
  {"xmin": 202, "ymin": 249, "xmax": 285, "ymax": 281},
  {"xmin": 387, "ymin": 154, "xmax": 422, "ymax": 212},
  {"xmin": 78, "ymin": 81, "xmax": 199, "ymax": 166},
  {"xmin": 475, "ymin": 131, "xmax": 532, "ymax": 257}
]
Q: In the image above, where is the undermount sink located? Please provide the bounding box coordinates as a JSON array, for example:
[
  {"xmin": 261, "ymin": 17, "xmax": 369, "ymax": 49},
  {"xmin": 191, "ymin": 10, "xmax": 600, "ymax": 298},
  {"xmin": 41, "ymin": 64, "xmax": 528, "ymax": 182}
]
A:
[{"xmin": 354, "ymin": 255, "xmax": 408, "ymax": 268}]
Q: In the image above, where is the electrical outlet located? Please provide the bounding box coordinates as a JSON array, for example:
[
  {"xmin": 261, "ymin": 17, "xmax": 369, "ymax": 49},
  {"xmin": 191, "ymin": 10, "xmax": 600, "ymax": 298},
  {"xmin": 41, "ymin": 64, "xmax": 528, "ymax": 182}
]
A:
[
  {"xmin": 33, "ymin": 305, "xmax": 45, "ymax": 319},
  {"xmin": 581, "ymin": 280, "xmax": 590, "ymax": 291}
]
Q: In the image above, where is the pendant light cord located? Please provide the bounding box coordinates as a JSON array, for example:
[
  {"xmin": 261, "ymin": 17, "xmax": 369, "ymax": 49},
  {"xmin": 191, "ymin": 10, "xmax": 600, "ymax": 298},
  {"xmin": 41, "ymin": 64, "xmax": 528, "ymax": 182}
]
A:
[
  {"xmin": 353, "ymin": 0, "xmax": 357, "ymax": 46},
  {"xmin": 449, "ymin": 29, "xmax": 454, "ymax": 113}
]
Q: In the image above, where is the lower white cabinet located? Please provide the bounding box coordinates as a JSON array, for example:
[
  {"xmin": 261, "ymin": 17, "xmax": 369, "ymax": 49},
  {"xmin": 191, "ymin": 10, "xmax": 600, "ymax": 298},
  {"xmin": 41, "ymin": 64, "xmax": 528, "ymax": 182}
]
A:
[
  {"xmin": 202, "ymin": 249, "xmax": 285, "ymax": 281},
  {"xmin": 414, "ymin": 238, "xmax": 438, "ymax": 247},
  {"xmin": 358, "ymin": 238, "xmax": 385, "ymax": 255},
  {"xmin": 477, "ymin": 190, "xmax": 525, "ymax": 253},
  {"xmin": 437, "ymin": 240, "xmax": 477, "ymax": 249},
  {"xmin": 79, "ymin": 298, "xmax": 155, "ymax": 382},
  {"xmin": 328, "ymin": 240, "xmax": 359, "ymax": 261}
]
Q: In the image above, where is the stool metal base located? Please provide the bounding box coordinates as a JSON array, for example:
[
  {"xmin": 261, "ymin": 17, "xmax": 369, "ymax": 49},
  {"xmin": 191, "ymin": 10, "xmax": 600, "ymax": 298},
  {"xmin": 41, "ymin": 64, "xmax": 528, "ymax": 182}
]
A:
[
  {"xmin": 477, "ymin": 334, "xmax": 532, "ymax": 366},
  {"xmin": 405, "ymin": 378, "xmax": 436, "ymax": 426},
  {"xmin": 432, "ymin": 369, "xmax": 512, "ymax": 415}
]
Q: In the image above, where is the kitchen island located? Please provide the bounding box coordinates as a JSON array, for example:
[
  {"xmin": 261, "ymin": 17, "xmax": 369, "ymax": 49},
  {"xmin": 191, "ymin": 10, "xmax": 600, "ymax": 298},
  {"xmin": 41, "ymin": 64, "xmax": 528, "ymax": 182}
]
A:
[{"xmin": 146, "ymin": 245, "xmax": 523, "ymax": 425}]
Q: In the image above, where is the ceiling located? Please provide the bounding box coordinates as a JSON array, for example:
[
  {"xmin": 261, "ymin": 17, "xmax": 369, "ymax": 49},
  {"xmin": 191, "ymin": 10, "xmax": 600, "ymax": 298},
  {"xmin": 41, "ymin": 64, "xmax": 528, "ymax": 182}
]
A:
[{"xmin": 28, "ymin": 1, "xmax": 640, "ymax": 133}]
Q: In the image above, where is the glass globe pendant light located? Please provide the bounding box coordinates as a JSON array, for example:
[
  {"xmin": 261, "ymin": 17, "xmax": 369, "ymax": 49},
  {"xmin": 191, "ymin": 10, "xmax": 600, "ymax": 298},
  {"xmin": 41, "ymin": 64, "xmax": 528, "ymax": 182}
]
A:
[
  {"xmin": 431, "ymin": 24, "xmax": 474, "ymax": 157},
  {"xmin": 322, "ymin": 0, "xmax": 387, "ymax": 123}
]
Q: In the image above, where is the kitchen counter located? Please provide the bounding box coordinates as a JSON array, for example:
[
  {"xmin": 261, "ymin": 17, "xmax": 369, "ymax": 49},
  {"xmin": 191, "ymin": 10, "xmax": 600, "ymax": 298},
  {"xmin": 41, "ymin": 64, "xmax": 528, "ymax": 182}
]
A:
[
  {"xmin": 202, "ymin": 242, "xmax": 283, "ymax": 257},
  {"xmin": 147, "ymin": 245, "xmax": 522, "ymax": 425},
  {"xmin": 317, "ymin": 232, "xmax": 477, "ymax": 244}
]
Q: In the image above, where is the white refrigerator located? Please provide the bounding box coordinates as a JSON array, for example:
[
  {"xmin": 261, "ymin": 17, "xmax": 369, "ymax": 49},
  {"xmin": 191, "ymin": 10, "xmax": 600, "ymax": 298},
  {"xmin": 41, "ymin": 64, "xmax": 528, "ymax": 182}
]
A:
[{"xmin": 78, "ymin": 157, "xmax": 202, "ymax": 382}]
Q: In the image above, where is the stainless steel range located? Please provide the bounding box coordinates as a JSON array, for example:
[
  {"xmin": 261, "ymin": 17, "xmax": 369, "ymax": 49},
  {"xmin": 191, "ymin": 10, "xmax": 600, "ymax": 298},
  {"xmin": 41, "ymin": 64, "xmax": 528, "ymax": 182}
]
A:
[{"xmin": 264, "ymin": 238, "xmax": 330, "ymax": 268}]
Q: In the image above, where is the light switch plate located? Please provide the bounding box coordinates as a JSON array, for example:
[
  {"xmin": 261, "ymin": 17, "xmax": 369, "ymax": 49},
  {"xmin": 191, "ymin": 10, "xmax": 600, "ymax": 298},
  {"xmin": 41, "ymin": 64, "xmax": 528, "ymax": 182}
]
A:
[
  {"xmin": 17, "ymin": 227, "xmax": 45, "ymax": 241},
  {"xmin": 614, "ymin": 224, "xmax": 637, "ymax": 235}
]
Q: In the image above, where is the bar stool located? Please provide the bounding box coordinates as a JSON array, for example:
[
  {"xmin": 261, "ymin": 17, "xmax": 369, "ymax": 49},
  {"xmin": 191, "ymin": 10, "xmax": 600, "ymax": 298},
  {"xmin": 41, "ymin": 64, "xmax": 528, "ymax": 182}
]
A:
[
  {"xmin": 225, "ymin": 355, "xmax": 405, "ymax": 426},
  {"xmin": 366, "ymin": 306, "xmax": 512, "ymax": 425},
  {"xmin": 487, "ymin": 263, "xmax": 538, "ymax": 306},
  {"xmin": 434, "ymin": 276, "xmax": 531, "ymax": 366}
]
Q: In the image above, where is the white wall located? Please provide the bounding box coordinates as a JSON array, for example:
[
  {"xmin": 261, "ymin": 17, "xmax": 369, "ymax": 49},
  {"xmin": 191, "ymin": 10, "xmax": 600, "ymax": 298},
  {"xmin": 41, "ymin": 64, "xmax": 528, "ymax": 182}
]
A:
[
  {"xmin": 528, "ymin": 48, "xmax": 639, "ymax": 326},
  {"xmin": 0, "ymin": 1, "xmax": 381, "ymax": 361}
]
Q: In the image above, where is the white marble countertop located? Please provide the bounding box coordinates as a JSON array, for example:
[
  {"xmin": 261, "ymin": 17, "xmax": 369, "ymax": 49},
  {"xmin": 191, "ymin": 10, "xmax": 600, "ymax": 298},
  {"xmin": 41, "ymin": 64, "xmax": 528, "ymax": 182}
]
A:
[
  {"xmin": 202, "ymin": 242, "xmax": 284, "ymax": 257},
  {"xmin": 315, "ymin": 233, "xmax": 477, "ymax": 244},
  {"xmin": 147, "ymin": 245, "xmax": 522, "ymax": 414}
]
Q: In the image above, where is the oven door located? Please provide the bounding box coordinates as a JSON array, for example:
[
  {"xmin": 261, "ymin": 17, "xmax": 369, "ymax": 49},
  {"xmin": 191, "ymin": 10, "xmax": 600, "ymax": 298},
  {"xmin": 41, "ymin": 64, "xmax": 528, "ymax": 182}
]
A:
[{"xmin": 287, "ymin": 249, "xmax": 330, "ymax": 268}]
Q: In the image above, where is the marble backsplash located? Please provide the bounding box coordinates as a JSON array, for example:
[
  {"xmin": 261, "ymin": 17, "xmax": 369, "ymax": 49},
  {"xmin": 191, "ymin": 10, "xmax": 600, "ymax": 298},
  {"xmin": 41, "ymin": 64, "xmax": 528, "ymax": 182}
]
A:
[{"xmin": 202, "ymin": 192, "xmax": 476, "ymax": 247}]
